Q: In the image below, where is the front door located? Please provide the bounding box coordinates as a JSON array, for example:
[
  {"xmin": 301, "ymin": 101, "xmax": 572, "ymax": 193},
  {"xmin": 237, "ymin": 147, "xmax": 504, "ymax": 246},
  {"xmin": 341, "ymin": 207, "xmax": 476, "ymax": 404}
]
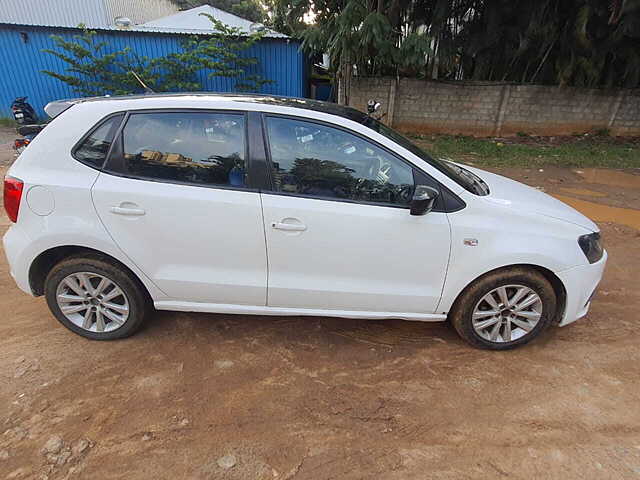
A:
[
  {"xmin": 260, "ymin": 115, "xmax": 451, "ymax": 314},
  {"xmin": 91, "ymin": 110, "xmax": 267, "ymax": 305}
]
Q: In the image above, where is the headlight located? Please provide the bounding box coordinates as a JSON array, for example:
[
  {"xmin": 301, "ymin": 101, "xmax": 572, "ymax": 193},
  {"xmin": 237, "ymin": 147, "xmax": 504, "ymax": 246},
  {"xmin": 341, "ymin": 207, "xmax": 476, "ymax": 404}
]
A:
[{"xmin": 578, "ymin": 232, "xmax": 603, "ymax": 264}]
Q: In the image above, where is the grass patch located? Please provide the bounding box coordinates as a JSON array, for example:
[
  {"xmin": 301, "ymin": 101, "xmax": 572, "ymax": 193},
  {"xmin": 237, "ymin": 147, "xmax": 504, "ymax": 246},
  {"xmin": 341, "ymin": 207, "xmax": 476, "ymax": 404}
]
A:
[
  {"xmin": 409, "ymin": 134, "xmax": 640, "ymax": 169},
  {"xmin": 0, "ymin": 117, "xmax": 16, "ymax": 128}
]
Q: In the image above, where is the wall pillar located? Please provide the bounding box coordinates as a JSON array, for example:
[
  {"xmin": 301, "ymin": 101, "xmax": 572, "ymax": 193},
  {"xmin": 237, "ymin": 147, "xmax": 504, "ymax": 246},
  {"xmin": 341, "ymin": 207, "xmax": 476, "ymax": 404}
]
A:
[
  {"xmin": 608, "ymin": 89, "xmax": 626, "ymax": 129},
  {"xmin": 494, "ymin": 84, "xmax": 512, "ymax": 136},
  {"xmin": 386, "ymin": 78, "xmax": 397, "ymax": 127}
]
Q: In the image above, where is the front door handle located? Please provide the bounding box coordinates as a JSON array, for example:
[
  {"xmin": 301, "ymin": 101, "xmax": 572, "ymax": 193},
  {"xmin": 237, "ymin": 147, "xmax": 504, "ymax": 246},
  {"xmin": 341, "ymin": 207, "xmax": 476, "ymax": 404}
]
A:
[
  {"xmin": 272, "ymin": 221, "xmax": 306, "ymax": 232},
  {"xmin": 110, "ymin": 205, "xmax": 146, "ymax": 216}
]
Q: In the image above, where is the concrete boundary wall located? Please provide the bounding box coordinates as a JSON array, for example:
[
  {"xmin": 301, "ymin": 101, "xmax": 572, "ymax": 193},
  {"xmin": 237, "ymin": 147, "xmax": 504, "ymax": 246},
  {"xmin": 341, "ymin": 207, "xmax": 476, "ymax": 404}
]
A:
[{"xmin": 348, "ymin": 77, "xmax": 640, "ymax": 137}]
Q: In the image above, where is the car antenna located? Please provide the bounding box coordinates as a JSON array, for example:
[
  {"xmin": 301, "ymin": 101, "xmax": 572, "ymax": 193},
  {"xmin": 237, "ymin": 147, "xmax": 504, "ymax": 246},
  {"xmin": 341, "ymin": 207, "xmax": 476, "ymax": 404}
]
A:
[{"xmin": 130, "ymin": 71, "xmax": 155, "ymax": 94}]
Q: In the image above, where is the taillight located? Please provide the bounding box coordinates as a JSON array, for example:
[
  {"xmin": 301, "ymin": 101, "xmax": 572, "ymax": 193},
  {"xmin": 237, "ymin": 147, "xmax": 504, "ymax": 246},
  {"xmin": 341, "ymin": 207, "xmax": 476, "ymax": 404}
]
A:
[
  {"xmin": 14, "ymin": 139, "xmax": 29, "ymax": 149},
  {"xmin": 3, "ymin": 176, "xmax": 24, "ymax": 223}
]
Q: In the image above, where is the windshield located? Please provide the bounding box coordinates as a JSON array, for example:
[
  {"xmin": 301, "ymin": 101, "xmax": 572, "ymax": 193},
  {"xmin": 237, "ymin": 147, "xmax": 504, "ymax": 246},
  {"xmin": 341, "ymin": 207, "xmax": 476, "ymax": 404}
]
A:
[{"xmin": 359, "ymin": 115, "xmax": 489, "ymax": 196}]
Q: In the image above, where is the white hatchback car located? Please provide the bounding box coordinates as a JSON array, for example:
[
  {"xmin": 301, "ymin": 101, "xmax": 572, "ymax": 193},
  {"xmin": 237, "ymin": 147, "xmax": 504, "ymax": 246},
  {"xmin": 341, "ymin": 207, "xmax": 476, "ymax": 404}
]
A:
[{"xmin": 3, "ymin": 94, "xmax": 607, "ymax": 349}]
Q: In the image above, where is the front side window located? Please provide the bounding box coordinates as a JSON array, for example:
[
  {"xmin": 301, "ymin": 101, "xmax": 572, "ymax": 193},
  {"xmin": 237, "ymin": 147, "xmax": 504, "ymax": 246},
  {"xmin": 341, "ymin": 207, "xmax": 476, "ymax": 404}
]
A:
[
  {"xmin": 119, "ymin": 112, "xmax": 246, "ymax": 187},
  {"xmin": 359, "ymin": 115, "xmax": 489, "ymax": 195},
  {"xmin": 74, "ymin": 114, "xmax": 123, "ymax": 169},
  {"xmin": 266, "ymin": 117, "xmax": 414, "ymax": 206}
]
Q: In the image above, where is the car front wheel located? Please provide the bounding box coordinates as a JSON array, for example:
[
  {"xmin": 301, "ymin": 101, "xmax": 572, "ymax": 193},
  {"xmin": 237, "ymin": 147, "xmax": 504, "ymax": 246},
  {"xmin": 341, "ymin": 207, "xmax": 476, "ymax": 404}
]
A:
[
  {"xmin": 44, "ymin": 256, "xmax": 149, "ymax": 340},
  {"xmin": 450, "ymin": 268, "xmax": 557, "ymax": 350}
]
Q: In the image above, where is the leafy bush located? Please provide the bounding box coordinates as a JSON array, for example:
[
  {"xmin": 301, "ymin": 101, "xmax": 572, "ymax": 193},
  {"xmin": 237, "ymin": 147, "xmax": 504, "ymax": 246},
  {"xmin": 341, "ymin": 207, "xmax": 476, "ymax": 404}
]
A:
[{"xmin": 42, "ymin": 14, "xmax": 272, "ymax": 96}]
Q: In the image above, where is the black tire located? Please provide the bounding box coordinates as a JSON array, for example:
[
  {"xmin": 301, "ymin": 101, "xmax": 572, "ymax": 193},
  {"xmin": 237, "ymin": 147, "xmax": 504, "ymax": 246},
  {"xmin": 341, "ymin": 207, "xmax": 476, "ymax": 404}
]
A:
[
  {"xmin": 449, "ymin": 267, "xmax": 556, "ymax": 350},
  {"xmin": 44, "ymin": 255, "xmax": 149, "ymax": 340}
]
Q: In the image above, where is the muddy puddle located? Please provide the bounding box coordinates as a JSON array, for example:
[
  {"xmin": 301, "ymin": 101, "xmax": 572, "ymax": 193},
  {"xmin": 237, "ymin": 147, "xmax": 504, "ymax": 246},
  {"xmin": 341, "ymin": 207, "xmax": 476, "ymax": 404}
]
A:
[
  {"xmin": 547, "ymin": 168, "xmax": 640, "ymax": 230},
  {"xmin": 576, "ymin": 168, "xmax": 640, "ymax": 189},
  {"xmin": 558, "ymin": 187, "xmax": 607, "ymax": 198},
  {"xmin": 553, "ymin": 194, "xmax": 640, "ymax": 230}
]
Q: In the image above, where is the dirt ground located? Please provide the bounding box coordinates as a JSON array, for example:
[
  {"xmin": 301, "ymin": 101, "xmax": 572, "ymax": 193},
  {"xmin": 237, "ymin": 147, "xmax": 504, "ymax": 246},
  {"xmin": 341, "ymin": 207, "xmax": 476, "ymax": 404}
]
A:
[{"xmin": 1, "ymin": 129, "xmax": 640, "ymax": 479}]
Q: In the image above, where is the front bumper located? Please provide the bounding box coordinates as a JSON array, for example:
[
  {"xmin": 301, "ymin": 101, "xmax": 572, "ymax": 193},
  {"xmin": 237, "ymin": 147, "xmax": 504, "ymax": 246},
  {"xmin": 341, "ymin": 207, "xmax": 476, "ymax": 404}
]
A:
[{"xmin": 556, "ymin": 250, "xmax": 608, "ymax": 326}]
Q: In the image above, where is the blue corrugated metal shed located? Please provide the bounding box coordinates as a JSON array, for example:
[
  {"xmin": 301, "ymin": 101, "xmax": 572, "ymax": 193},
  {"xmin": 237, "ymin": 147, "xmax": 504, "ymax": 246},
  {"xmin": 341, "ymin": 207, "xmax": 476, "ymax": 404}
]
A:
[{"xmin": 0, "ymin": 23, "xmax": 308, "ymax": 118}]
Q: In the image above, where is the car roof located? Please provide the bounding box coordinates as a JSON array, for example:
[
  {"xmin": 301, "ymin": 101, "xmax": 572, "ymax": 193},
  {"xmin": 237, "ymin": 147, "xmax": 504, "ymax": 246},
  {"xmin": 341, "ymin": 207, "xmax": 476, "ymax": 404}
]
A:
[{"xmin": 45, "ymin": 93, "xmax": 369, "ymax": 123}]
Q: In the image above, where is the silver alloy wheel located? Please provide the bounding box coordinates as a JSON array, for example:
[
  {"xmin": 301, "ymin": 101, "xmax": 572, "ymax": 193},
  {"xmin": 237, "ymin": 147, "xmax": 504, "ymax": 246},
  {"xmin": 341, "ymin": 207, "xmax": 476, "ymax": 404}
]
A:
[
  {"xmin": 472, "ymin": 284, "xmax": 543, "ymax": 343},
  {"xmin": 55, "ymin": 272, "xmax": 130, "ymax": 333}
]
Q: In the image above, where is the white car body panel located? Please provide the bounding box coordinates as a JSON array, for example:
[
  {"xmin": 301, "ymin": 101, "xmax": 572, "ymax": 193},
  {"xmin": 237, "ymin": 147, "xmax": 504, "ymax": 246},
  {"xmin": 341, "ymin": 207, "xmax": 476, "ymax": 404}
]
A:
[
  {"xmin": 462, "ymin": 165, "xmax": 598, "ymax": 231},
  {"xmin": 556, "ymin": 250, "xmax": 607, "ymax": 326},
  {"xmin": 260, "ymin": 192, "xmax": 451, "ymax": 313},
  {"xmin": 91, "ymin": 173, "xmax": 268, "ymax": 305},
  {"xmin": 2, "ymin": 94, "xmax": 607, "ymax": 332},
  {"xmin": 3, "ymin": 103, "xmax": 165, "ymax": 300},
  {"xmin": 436, "ymin": 183, "xmax": 595, "ymax": 314}
]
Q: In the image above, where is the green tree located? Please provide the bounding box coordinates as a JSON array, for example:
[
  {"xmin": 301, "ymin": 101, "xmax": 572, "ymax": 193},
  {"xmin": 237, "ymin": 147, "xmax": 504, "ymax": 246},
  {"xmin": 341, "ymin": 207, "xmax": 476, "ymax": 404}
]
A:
[
  {"xmin": 42, "ymin": 27, "xmax": 135, "ymax": 96},
  {"xmin": 195, "ymin": 12, "xmax": 271, "ymax": 91},
  {"xmin": 269, "ymin": 0, "xmax": 640, "ymax": 89},
  {"xmin": 42, "ymin": 14, "xmax": 271, "ymax": 96}
]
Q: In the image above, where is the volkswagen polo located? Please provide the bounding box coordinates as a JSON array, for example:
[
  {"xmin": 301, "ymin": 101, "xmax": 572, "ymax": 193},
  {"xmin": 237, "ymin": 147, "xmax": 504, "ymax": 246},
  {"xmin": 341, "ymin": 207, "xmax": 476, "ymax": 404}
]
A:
[{"xmin": 2, "ymin": 94, "xmax": 607, "ymax": 349}]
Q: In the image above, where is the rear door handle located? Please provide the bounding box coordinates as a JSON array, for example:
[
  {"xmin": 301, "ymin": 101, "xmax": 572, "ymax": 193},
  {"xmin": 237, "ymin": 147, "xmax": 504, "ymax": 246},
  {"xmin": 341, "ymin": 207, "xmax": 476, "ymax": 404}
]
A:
[
  {"xmin": 272, "ymin": 222, "xmax": 306, "ymax": 232},
  {"xmin": 110, "ymin": 206, "xmax": 146, "ymax": 216}
]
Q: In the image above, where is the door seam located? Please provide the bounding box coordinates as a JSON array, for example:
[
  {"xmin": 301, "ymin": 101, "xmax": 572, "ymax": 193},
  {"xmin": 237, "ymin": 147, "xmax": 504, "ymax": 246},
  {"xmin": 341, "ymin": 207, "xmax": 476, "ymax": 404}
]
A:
[
  {"xmin": 89, "ymin": 171, "xmax": 169, "ymax": 297},
  {"xmin": 258, "ymin": 192, "xmax": 270, "ymax": 307},
  {"xmin": 433, "ymin": 212, "xmax": 453, "ymax": 314}
]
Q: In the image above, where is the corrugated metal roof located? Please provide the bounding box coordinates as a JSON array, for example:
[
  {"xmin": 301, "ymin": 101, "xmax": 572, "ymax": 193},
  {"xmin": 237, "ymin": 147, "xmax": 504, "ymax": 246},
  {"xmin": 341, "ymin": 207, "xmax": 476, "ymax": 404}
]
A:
[
  {"xmin": 0, "ymin": 0, "xmax": 179, "ymax": 28},
  {"xmin": 140, "ymin": 5, "xmax": 288, "ymax": 38},
  {"xmin": 106, "ymin": 0, "xmax": 178, "ymax": 25},
  {"xmin": 0, "ymin": 0, "xmax": 112, "ymax": 28},
  {"xmin": 0, "ymin": 1, "xmax": 287, "ymax": 37}
]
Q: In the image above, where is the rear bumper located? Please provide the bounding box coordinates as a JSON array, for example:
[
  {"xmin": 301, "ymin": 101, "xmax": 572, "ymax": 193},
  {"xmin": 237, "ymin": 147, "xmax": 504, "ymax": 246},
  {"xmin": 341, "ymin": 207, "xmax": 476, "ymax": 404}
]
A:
[
  {"xmin": 556, "ymin": 250, "xmax": 607, "ymax": 327},
  {"xmin": 2, "ymin": 225, "xmax": 35, "ymax": 296}
]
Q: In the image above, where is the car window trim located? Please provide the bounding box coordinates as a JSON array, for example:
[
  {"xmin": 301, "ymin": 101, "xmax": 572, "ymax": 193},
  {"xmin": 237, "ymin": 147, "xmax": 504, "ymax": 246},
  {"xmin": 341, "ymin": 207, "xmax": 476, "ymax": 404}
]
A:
[
  {"xmin": 260, "ymin": 113, "xmax": 464, "ymax": 213},
  {"xmin": 104, "ymin": 110, "xmax": 130, "ymax": 170},
  {"xmin": 246, "ymin": 111, "xmax": 271, "ymax": 190},
  {"xmin": 102, "ymin": 108, "xmax": 258, "ymax": 193},
  {"xmin": 71, "ymin": 112, "xmax": 125, "ymax": 170},
  {"xmin": 93, "ymin": 168, "xmax": 261, "ymax": 194}
]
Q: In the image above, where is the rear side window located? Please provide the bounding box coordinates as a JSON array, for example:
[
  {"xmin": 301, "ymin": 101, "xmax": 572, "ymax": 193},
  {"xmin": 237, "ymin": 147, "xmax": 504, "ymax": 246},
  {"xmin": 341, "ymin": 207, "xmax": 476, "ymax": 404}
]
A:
[
  {"xmin": 73, "ymin": 114, "xmax": 123, "ymax": 169},
  {"xmin": 117, "ymin": 112, "xmax": 247, "ymax": 188}
]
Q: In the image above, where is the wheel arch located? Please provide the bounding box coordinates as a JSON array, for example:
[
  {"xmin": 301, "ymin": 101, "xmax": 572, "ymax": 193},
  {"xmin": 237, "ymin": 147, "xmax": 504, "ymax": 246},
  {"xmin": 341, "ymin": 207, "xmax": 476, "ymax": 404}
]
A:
[
  {"xmin": 445, "ymin": 264, "xmax": 567, "ymax": 324},
  {"xmin": 29, "ymin": 245, "xmax": 154, "ymax": 304}
]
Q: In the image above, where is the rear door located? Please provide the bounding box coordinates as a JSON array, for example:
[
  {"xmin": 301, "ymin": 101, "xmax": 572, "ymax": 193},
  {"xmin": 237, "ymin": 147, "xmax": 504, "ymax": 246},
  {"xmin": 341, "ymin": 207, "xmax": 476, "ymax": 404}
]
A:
[{"xmin": 91, "ymin": 110, "xmax": 268, "ymax": 305}]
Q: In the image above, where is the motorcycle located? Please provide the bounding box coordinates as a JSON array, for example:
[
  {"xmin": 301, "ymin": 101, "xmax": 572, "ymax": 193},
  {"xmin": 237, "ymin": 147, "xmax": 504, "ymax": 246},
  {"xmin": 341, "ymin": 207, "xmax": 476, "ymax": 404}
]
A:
[
  {"xmin": 13, "ymin": 124, "xmax": 46, "ymax": 154},
  {"xmin": 11, "ymin": 97, "xmax": 38, "ymax": 125}
]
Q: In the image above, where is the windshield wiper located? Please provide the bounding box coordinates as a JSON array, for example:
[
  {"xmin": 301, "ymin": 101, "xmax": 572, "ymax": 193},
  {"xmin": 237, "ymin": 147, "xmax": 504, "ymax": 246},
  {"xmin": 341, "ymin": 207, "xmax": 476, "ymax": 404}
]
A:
[{"xmin": 445, "ymin": 162, "xmax": 489, "ymax": 196}]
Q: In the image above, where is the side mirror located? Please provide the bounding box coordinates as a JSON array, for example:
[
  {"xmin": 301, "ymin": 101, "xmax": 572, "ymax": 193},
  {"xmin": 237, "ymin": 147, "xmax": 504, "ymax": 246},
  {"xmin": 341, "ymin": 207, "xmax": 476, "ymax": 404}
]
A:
[{"xmin": 410, "ymin": 185, "xmax": 439, "ymax": 216}]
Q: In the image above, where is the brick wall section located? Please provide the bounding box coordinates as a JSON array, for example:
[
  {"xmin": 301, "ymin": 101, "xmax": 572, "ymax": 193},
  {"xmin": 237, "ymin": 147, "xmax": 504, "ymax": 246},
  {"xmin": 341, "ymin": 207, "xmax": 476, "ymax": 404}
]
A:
[
  {"xmin": 348, "ymin": 77, "xmax": 640, "ymax": 137},
  {"xmin": 612, "ymin": 89, "xmax": 640, "ymax": 135},
  {"xmin": 502, "ymin": 85, "xmax": 618, "ymax": 136},
  {"xmin": 394, "ymin": 79, "xmax": 503, "ymax": 136},
  {"xmin": 348, "ymin": 77, "xmax": 395, "ymax": 121}
]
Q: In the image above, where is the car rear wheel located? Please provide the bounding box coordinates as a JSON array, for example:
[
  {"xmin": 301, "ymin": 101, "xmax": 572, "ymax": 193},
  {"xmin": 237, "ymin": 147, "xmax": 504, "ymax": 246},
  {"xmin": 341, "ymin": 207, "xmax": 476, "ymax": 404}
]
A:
[
  {"xmin": 450, "ymin": 268, "xmax": 557, "ymax": 350},
  {"xmin": 44, "ymin": 256, "xmax": 149, "ymax": 340}
]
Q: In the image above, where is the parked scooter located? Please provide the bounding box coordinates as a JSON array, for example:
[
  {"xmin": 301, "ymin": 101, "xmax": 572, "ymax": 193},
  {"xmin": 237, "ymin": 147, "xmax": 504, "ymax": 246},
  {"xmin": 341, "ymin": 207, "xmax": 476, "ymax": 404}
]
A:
[
  {"xmin": 11, "ymin": 97, "xmax": 38, "ymax": 125},
  {"xmin": 13, "ymin": 137, "xmax": 30, "ymax": 154},
  {"xmin": 10, "ymin": 98, "xmax": 45, "ymax": 154},
  {"xmin": 13, "ymin": 124, "xmax": 46, "ymax": 154}
]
